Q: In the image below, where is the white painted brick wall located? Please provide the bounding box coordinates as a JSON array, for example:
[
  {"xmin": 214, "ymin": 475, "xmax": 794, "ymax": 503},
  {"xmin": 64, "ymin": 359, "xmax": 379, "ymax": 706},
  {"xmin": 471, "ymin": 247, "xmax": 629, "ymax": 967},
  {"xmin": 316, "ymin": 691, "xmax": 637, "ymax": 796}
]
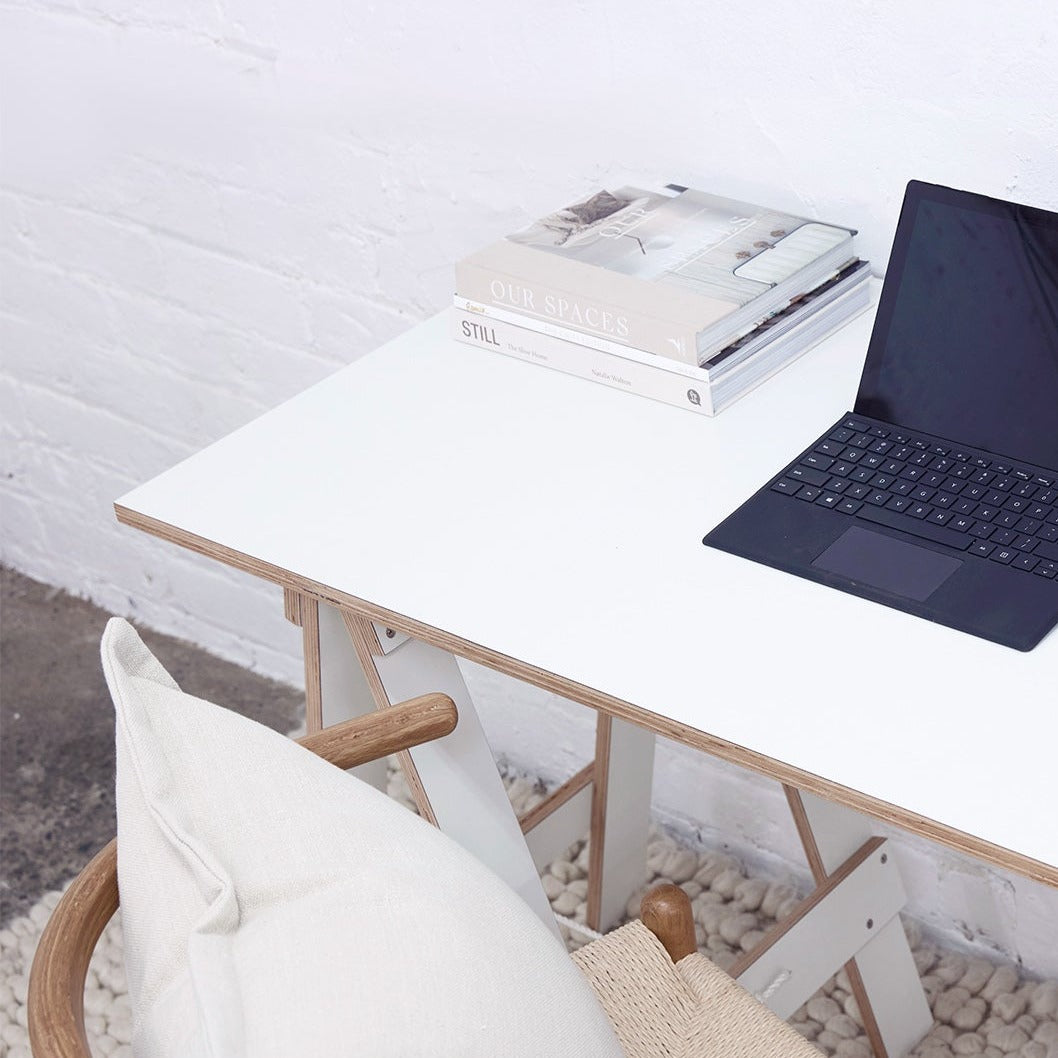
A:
[{"xmin": 3, "ymin": 0, "xmax": 1057, "ymax": 972}]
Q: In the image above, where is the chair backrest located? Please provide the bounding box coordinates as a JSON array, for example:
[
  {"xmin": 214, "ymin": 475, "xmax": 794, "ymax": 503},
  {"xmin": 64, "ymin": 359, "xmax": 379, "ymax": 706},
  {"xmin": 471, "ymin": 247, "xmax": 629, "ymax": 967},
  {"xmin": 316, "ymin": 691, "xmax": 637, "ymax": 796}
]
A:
[{"xmin": 27, "ymin": 694, "xmax": 458, "ymax": 1058}]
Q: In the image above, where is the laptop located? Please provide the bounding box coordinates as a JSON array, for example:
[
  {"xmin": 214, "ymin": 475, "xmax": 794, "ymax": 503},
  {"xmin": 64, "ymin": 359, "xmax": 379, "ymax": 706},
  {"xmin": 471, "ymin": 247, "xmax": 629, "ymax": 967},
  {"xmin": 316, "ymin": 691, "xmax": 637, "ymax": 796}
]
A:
[{"xmin": 703, "ymin": 180, "xmax": 1058, "ymax": 651}]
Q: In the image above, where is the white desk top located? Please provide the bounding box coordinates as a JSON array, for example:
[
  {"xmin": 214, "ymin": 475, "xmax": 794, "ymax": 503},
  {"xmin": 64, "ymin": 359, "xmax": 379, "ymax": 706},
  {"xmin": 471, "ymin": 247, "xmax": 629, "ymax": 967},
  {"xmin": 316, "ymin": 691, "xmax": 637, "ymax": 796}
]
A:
[{"xmin": 118, "ymin": 295, "xmax": 1058, "ymax": 884}]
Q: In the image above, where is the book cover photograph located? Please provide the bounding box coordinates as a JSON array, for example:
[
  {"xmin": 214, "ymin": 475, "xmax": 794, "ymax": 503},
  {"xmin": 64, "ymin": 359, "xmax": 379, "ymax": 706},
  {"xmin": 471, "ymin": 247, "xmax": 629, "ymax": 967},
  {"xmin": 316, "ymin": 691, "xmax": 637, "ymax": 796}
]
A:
[{"xmin": 508, "ymin": 185, "xmax": 852, "ymax": 307}]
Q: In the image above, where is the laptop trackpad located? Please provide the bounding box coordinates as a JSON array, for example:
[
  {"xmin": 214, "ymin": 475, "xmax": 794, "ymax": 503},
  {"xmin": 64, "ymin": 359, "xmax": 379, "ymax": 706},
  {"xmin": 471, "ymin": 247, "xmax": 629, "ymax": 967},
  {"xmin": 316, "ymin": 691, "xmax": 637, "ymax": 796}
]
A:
[{"xmin": 812, "ymin": 525, "xmax": 962, "ymax": 601}]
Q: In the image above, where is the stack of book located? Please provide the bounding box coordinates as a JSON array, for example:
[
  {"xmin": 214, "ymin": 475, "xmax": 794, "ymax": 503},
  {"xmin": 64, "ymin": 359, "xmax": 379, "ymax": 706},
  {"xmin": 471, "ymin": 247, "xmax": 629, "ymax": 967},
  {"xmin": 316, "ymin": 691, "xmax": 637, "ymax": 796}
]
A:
[{"xmin": 452, "ymin": 184, "xmax": 871, "ymax": 415}]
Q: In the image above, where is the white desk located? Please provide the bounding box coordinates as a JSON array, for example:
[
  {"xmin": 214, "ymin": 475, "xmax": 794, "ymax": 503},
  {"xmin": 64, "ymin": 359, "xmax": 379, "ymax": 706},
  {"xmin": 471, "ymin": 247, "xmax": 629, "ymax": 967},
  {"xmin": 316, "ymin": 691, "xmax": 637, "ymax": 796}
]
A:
[{"xmin": 116, "ymin": 297, "xmax": 1057, "ymax": 1057}]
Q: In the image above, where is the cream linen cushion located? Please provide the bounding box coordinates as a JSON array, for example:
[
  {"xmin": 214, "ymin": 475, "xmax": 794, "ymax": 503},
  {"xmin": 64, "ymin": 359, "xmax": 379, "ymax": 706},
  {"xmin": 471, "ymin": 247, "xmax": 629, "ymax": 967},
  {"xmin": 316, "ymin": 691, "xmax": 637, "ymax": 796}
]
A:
[{"xmin": 102, "ymin": 618, "xmax": 622, "ymax": 1058}]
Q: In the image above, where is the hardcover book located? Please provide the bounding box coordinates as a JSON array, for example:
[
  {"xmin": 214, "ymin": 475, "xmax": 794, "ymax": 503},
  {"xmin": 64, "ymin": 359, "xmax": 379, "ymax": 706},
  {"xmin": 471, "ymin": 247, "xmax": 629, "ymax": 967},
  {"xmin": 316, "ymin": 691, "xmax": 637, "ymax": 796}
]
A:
[
  {"xmin": 452, "ymin": 262, "xmax": 871, "ymax": 416},
  {"xmin": 456, "ymin": 184, "xmax": 855, "ymax": 365}
]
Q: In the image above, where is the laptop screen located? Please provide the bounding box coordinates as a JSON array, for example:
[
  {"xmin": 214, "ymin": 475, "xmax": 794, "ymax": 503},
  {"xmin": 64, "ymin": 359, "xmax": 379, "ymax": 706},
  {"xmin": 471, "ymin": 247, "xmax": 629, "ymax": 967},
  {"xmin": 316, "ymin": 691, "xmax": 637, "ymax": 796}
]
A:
[{"xmin": 855, "ymin": 181, "xmax": 1058, "ymax": 471}]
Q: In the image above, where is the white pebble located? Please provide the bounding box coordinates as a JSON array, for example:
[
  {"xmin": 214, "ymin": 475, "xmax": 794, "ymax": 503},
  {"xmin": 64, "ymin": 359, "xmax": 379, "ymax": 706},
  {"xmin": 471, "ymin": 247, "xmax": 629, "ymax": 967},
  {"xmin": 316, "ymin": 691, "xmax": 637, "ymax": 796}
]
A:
[
  {"xmin": 825, "ymin": 1013, "xmax": 861, "ymax": 1039},
  {"xmin": 10, "ymin": 976, "xmax": 27, "ymax": 1006},
  {"xmin": 718, "ymin": 911, "xmax": 757, "ymax": 946},
  {"xmin": 1019, "ymin": 1041, "xmax": 1047, "ymax": 1058},
  {"xmin": 807, "ymin": 996, "xmax": 842, "ymax": 1023},
  {"xmin": 550, "ymin": 860, "xmax": 579, "ymax": 884},
  {"xmin": 2, "ymin": 1022, "xmax": 29, "ymax": 1048},
  {"xmin": 551, "ymin": 890, "xmax": 580, "ymax": 916},
  {"xmin": 761, "ymin": 882, "xmax": 798, "ymax": 918},
  {"xmin": 663, "ymin": 849, "xmax": 699, "ymax": 884},
  {"xmin": 711, "ymin": 868, "xmax": 745, "ymax": 899},
  {"xmin": 733, "ymin": 878, "xmax": 768, "ymax": 911},
  {"xmin": 567, "ymin": 878, "xmax": 588, "ymax": 900},
  {"xmin": 994, "ymin": 992, "xmax": 1029, "ymax": 1024},
  {"xmin": 953, "ymin": 998, "xmax": 988, "ymax": 1031},
  {"xmin": 1029, "ymin": 983, "xmax": 1058, "ymax": 1019},
  {"xmin": 983, "ymin": 966, "xmax": 1021, "ymax": 1002},
  {"xmin": 542, "ymin": 874, "xmax": 565, "ymax": 900},
  {"xmin": 739, "ymin": 929, "xmax": 766, "ymax": 953},
  {"xmin": 836, "ymin": 1040, "xmax": 872, "ymax": 1058},
  {"xmin": 987, "ymin": 1023, "xmax": 1028, "ymax": 1052},
  {"xmin": 935, "ymin": 987, "xmax": 972, "ymax": 1024},
  {"xmin": 961, "ymin": 959, "xmax": 998, "ymax": 996},
  {"xmin": 952, "ymin": 1033, "xmax": 985, "ymax": 1055},
  {"xmin": 936, "ymin": 954, "xmax": 970, "ymax": 986}
]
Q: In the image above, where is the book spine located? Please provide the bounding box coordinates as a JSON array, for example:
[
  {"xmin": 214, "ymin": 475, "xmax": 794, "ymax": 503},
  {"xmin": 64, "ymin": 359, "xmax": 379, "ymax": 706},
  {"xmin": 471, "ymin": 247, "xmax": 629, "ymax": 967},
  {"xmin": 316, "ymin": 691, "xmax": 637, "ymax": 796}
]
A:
[
  {"xmin": 454, "ymin": 260, "xmax": 702, "ymax": 365},
  {"xmin": 453, "ymin": 295, "xmax": 704, "ymax": 380},
  {"xmin": 450, "ymin": 308, "xmax": 715, "ymax": 416}
]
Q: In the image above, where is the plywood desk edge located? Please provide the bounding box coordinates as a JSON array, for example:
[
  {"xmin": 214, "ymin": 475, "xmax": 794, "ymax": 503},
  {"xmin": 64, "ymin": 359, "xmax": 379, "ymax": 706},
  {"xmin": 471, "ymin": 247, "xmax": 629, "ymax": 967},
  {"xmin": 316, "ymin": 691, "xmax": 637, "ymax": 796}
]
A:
[{"xmin": 114, "ymin": 501, "xmax": 1058, "ymax": 889}]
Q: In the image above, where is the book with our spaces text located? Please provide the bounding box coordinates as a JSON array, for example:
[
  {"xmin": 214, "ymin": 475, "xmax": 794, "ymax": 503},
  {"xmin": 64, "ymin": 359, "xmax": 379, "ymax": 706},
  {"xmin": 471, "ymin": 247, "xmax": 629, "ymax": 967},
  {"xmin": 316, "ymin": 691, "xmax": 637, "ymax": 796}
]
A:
[{"xmin": 455, "ymin": 184, "xmax": 856, "ymax": 365}]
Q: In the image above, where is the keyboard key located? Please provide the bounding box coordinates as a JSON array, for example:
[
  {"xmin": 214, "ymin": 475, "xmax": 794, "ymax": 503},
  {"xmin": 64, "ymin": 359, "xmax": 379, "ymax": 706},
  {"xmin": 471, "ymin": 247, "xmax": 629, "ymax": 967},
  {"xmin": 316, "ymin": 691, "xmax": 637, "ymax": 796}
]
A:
[
  {"xmin": 856, "ymin": 504, "xmax": 972, "ymax": 550},
  {"xmin": 984, "ymin": 491, "xmax": 1007, "ymax": 506},
  {"xmin": 931, "ymin": 444, "xmax": 949, "ymax": 456},
  {"xmin": 1033, "ymin": 560, "xmax": 1057, "ymax": 578},
  {"xmin": 1013, "ymin": 536, "xmax": 1038, "ymax": 553},
  {"xmin": 993, "ymin": 476, "xmax": 1015, "ymax": 491},
  {"xmin": 1038, "ymin": 488, "xmax": 1057, "ymax": 505},
  {"xmin": 910, "ymin": 450, "xmax": 933, "ymax": 466},
  {"xmin": 991, "ymin": 528, "xmax": 1017, "ymax": 546},
  {"xmin": 953, "ymin": 498, "xmax": 978, "ymax": 514},
  {"xmin": 911, "ymin": 439, "xmax": 929, "ymax": 450},
  {"xmin": 771, "ymin": 478, "xmax": 801, "ymax": 495},
  {"xmin": 815, "ymin": 439, "xmax": 846, "ymax": 457},
  {"xmin": 991, "ymin": 548, "xmax": 1016, "ymax": 565},
  {"xmin": 963, "ymin": 484, "xmax": 987, "ymax": 501},
  {"xmin": 851, "ymin": 434, "xmax": 873, "ymax": 448},
  {"xmin": 950, "ymin": 516, "xmax": 974, "ymax": 532},
  {"xmin": 900, "ymin": 466, "xmax": 924, "ymax": 481},
  {"xmin": 941, "ymin": 479, "xmax": 965, "ymax": 494},
  {"xmin": 921, "ymin": 472, "xmax": 945, "ymax": 488},
  {"xmin": 846, "ymin": 483, "xmax": 872, "ymax": 499},
  {"xmin": 994, "ymin": 463, "xmax": 1013, "ymax": 474},
  {"xmin": 1034, "ymin": 476, "xmax": 1054, "ymax": 487},
  {"xmin": 802, "ymin": 453, "xmax": 834, "ymax": 472},
  {"xmin": 1013, "ymin": 481, "xmax": 1038, "ymax": 498},
  {"xmin": 830, "ymin": 461, "xmax": 855, "ymax": 477},
  {"xmin": 788, "ymin": 465, "xmax": 830, "ymax": 487},
  {"xmin": 1040, "ymin": 524, "xmax": 1058, "ymax": 542},
  {"xmin": 1014, "ymin": 553, "xmax": 1040, "ymax": 571},
  {"xmin": 1013, "ymin": 468, "xmax": 1032, "ymax": 481},
  {"xmin": 1005, "ymin": 495, "xmax": 1030, "ymax": 512},
  {"xmin": 1027, "ymin": 504, "xmax": 1051, "ymax": 520},
  {"xmin": 869, "ymin": 426, "xmax": 890, "ymax": 438},
  {"xmin": 837, "ymin": 498, "xmax": 863, "ymax": 515},
  {"xmin": 866, "ymin": 490, "xmax": 890, "ymax": 506},
  {"xmin": 842, "ymin": 417, "xmax": 869, "ymax": 431},
  {"xmin": 796, "ymin": 485, "xmax": 822, "ymax": 502},
  {"xmin": 840, "ymin": 448, "xmax": 864, "ymax": 462},
  {"xmin": 970, "ymin": 541, "xmax": 996, "ymax": 557},
  {"xmin": 887, "ymin": 495, "xmax": 913, "ymax": 512},
  {"xmin": 850, "ymin": 467, "xmax": 875, "ymax": 483},
  {"xmin": 972, "ymin": 456, "xmax": 991, "ymax": 469},
  {"xmin": 892, "ymin": 480, "xmax": 915, "ymax": 496},
  {"xmin": 868, "ymin": 439, "xmax": 893, "ymax": 454},
  {"xmin": 969, "ymin": 469, "xmax": 995, "ymax": 485},
  {"xmin": 890, "ymin": 445, "xmax": 913, "ymax": 461},
  {"xmin": 913, "ymin": 487, "xmax": 937, "ymax": 502},
  {"xmin": 870, "ymin": 473, "xmax": 896, "ymax": 490},
  {"xmin": 826, "ymin": 477, "xmax": 850, "ymax": 493},
  {"xmin": 861, "ymin": 453, "xmax": 885, "ymax": 469},
  {"xmin": 968, "ymin": 522, "xmax": 995, "ymax": 540},
  {"xmin": 882, "ymin": 460, "xmax": 905, "ymax": 475},
  {"xmin": 975, "ymin": 506, "xmax": 1000, "ymax": 522},
  {"xmin": 995, "ymin": 511, "xmax": 1021, "ymax": 529},
  {"xmin": 952, "ymin": 463, "xmax": 974, "ymax": 478},
  {"xmin": 829, "ymin": 427, "xmax": 855, "ymax": 443},
  {"xmin": 928, "ymin": 509, "xmax": 953, "ymax": 525},
  {"xmin": 1016, "ymin": 517, "xmax": 1041, "ymax": 535},
  {"xmin": 933, "ymin": 492, "xmax": 956, "ymax": 508},
  {"xmin": 929, "ymin": 456, "xmax": 954, "ymax": 473},
  {"xmin": 816, "ymin": 492, "xmax": 843, "ymax": 509},
  {"xmin": 909, "ymin": 503, "xmax": 932, "ymax": 519}
]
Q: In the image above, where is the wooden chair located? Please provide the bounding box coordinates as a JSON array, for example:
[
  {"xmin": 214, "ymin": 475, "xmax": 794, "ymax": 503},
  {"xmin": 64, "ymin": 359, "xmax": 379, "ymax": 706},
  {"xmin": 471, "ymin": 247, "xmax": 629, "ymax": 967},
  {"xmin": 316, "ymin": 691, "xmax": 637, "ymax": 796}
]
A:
[{"xmin": 28, "ymin": 693, "xmax": 820, "ymax": 1058}]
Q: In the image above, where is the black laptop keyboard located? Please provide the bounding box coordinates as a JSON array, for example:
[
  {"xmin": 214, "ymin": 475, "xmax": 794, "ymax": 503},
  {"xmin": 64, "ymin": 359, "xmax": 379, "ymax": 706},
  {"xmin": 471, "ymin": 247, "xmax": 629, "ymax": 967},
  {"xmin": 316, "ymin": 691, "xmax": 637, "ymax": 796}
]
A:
[{"xmin": 770, "ymin": 415, "xmax": 1058, "ymax": 581}]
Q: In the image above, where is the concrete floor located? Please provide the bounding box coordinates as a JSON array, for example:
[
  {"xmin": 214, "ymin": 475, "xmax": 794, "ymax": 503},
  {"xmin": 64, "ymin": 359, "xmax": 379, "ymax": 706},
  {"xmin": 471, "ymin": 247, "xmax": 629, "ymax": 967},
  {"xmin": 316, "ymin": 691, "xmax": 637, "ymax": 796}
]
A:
[{"xmin": 0, "ymin": 565, "xmax": 305, "ymax": 922}]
